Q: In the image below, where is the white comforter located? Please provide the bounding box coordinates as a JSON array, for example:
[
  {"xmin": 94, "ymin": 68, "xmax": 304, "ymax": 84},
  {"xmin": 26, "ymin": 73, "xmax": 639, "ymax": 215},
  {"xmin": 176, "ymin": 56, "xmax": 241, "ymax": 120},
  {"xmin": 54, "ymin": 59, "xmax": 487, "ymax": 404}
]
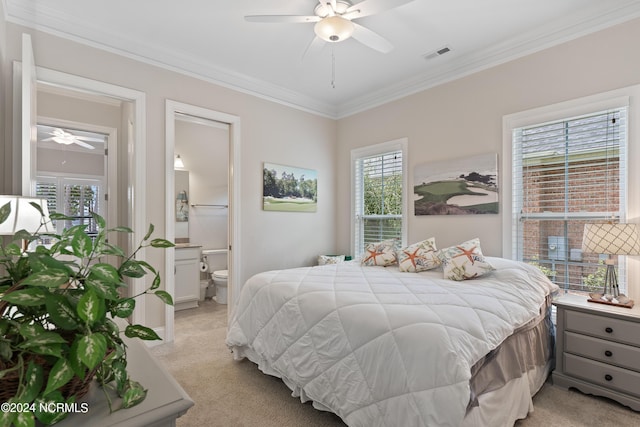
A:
[{"xmin": 226, "ymin": 257, "xmax": 558, "ymax": 427}]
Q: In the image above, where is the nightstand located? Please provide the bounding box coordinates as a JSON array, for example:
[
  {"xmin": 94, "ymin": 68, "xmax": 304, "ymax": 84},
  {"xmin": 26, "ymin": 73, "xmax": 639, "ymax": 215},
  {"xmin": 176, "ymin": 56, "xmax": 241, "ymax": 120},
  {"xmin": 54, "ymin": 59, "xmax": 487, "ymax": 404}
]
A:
[{"xmin": 553, "ymin": 294, "xmax": 640, "ymax": 411}]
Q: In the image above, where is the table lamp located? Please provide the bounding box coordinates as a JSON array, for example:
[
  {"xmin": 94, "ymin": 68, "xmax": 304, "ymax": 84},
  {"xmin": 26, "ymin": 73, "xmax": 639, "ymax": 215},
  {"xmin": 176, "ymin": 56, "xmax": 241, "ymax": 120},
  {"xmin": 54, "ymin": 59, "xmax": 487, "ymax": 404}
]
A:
[
  {"xmin": 582, "ymin": 223, "xmax": 640, "ymax": 297},
  {"xmin": 0, "ymin": 195, "xmax": 53, "ymax": 249}
]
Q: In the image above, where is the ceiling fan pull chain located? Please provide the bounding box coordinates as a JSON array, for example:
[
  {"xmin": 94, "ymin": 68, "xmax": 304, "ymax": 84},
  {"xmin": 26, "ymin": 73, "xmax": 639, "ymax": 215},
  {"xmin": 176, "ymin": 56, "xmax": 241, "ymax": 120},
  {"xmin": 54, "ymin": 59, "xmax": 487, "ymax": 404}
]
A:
[{"xmin": 331, "ymin": 47, "xmax": 336, "ymax": 89}]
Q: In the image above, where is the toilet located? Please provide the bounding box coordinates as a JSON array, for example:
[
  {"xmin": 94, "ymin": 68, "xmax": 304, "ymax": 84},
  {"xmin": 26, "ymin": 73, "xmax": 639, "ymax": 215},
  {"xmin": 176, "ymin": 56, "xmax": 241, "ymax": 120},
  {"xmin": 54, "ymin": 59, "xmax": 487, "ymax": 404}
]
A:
[
  {"xmin": 211, "ymin": 269, "xmax": 228, "ymax": 305},
  {"xmin": 201, "ymin": 249, "xmax": 228, "ymax": 304}
]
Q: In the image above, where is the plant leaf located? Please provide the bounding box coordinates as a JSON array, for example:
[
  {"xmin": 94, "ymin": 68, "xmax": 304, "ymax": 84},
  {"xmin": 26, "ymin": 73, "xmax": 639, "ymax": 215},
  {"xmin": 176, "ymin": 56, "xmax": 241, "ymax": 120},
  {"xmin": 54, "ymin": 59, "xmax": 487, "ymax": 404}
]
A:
[
  {"xmin": 143, "ymin": 223, "xmax": 155, "ymax": 241},
  {"xmin": 21, "ymin": 360, "xmax": 44, "ymax": 402},
  {"xmin": 71, "ymin": 227, "xmax": 93, "ymax": 258},
  {"xmin": 89, "ymin": 263, "xmax": 121, "ymax": 283},
  {"xmin": 78, "ymin": 333, "xmax": 107, "ymax": 370},
  {"xmin": 84, "ymin": 278, "xmax": 120, "ymax": 300},
  {"xmin": 109, "ymin": 225, "xmax": 133, "ymax": 233},
  {"xmin": 112, "ymin": 298, "xmax": 136, "ymax": 318},
  {"xmin": 150, "ymin": 238, "xmax": 175, "ymax": 248},
  {"xmin": 111, "ymin": 360, "xmax": 128, "ymax": 395},
  {"xmin": 25, "ymin": 344, "xmax": 63, "ymax": 358},
  {"xmin": 92, "ymin": 211, "xmax": 106, "ymax": 229},
  {"xmin": 77, "ymin": 288, "xmax": 105, "ymax": 325},
  {"xmin": 34, "ymin": 392, "xmax": 69, "ymax": 425},
  {"xmin": 19, "ymin": 331, "xmax": 68, "ymax": 348},
  {"xmin": 119, "ymin": 260, "xmax": 146, "ymax": 278},
  {"xmin": 46, "ymin": 294, "xmax": 79, "ymax": 330},
  {"xmin": 43, "ymin": 358, "xmax": 75, "ymax": 396},
  {"xmin": 150, "ymin": 273, "xmax": 161, "ymax": 290},
  {"xmin": 13, "ymin": 411, "xmax": 35, "ymax": 427},
  {"xmin": 21, "ymin": 269, "xmax": 70, "ymax": 288},
  {"xmin": 68, "ymin": 338, "xmax": 87, "ymax": 379},
  {"xmin": 0, "ymin": 288, "xmax": 48, "ymax": 306},
  {"xmin": 0, "ymin": 201, "xmax": 10, "ymax": 225},
  {"xmin": 121, "ymin": 380, "xmax": 147, "ymax": 408},
  {"xmin": 0, "ymin": 400, "xmax": 17, "ymax": 425},
  {"xmin": 154, "ymin": 290, "xmax": 173, "ymax": 306},
  {"xmin": 125, "ymin": 324, "xmax": 161, "ymax": 341}
]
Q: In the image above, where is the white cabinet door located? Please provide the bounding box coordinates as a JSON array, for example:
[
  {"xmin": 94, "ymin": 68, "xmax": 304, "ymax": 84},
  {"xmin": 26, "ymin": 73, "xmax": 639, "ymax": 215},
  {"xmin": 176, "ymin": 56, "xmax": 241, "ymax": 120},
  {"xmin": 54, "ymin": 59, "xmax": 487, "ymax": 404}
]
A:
[{"xmin": 175, "ymin": 248, "xmax": 200, "ymax": 310}]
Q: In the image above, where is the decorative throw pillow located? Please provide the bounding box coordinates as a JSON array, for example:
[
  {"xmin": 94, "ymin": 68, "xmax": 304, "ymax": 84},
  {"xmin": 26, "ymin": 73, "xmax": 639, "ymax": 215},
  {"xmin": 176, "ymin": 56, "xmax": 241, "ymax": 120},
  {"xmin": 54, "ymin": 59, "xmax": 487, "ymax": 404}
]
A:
[
  {"xmin": 318, "ymin": 255, "xmax": 346, "ymax": 265},
  {"xmin": 361, "ymin": 239, "xmax": 398, "ymax": 267},
  {"xmin": 397, "ymin": 238, "xmax": 440, "ymax": 272},
  {"xmin": 437, "ymin": 238, "xmax": 494, "ymax": 281}
]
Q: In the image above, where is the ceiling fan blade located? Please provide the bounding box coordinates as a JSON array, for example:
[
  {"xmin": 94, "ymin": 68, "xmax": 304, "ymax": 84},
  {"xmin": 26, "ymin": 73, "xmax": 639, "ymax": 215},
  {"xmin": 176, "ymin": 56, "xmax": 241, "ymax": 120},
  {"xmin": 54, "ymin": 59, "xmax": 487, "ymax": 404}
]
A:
[
  {"xmin": 42, "ymin": 137, "xmax": 55, "ymax": 142},
  {"xmin": 301, "ymin": 36, "xmax": 325, "ymax": 60},
  {"xmin": 72, "ymin": 140, "xmax": 95, "ymax": 150},
  {"xmin": 245, "ymin": 15, "xmax": 320, "ymax": 23},
  {"xmin": 351, "ymin": 23, "xmax": 393, "ymax": 53},
  {"xmin": 75, "ymin": 135, "xmax": 105, "ymax": 143},
  {"xmin": 344, "ymin": 0, "xmax": 415, "ymax": 20}
]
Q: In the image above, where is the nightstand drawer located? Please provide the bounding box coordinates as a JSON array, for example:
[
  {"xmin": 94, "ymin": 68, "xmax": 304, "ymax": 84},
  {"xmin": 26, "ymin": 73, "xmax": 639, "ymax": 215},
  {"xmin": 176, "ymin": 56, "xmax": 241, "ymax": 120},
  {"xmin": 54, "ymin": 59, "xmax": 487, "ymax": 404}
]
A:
[
  {"xmin": 565, "ymin": 332, "xmax": 640, "ymax": 372},
  {"xmin": 565, "ymin": 310, "xmax": 640, "ymax": 346},
  {"xmin": 564, "ymin": 353, "xmax": 640, "ymax": 397}
]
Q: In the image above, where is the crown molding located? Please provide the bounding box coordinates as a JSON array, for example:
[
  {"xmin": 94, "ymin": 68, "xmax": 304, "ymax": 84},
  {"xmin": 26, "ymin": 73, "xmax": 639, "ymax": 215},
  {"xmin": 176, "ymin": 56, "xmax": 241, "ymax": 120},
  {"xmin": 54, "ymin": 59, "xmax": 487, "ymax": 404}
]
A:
[{"xmin": 6, "ymin": 0, "xmax": 640, "ymax": 120}]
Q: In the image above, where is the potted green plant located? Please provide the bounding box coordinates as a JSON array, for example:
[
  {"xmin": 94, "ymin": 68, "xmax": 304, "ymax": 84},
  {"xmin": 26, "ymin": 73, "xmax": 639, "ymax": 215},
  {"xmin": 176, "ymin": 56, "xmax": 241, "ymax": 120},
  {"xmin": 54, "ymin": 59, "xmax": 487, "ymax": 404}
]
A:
[{"xmin": 0, "ymin": 200, "xmax": 174, "ymax": 426}]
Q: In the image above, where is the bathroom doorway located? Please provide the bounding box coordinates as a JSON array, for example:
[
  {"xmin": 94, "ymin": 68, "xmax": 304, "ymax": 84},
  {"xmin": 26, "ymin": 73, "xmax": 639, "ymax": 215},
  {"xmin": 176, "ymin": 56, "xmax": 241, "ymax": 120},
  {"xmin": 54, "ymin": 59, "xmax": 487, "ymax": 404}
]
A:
[{"xmin": 164, "ymin": 100, "xmax": 240, "ymax": 343}]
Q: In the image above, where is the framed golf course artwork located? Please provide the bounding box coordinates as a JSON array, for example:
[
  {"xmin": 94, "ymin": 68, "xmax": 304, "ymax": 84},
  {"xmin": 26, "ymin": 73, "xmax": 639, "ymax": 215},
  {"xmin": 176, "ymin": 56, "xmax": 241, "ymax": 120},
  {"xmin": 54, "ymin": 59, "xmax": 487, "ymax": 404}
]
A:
[
  {"xmin": 413, "ymin": 153, "xmax": 498, "ymax": 215},
  {"xmin": 263, "ymin": 162, "xmax": 318, "ymax": 212}
]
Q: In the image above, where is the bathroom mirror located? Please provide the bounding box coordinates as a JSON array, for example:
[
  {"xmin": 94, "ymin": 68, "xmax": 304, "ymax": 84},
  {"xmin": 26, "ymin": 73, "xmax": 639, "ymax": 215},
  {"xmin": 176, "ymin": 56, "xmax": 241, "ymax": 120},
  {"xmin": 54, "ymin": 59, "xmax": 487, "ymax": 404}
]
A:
[{"xmin": 175, "ymin": 169, "xmax": 189, "ymax": 240}]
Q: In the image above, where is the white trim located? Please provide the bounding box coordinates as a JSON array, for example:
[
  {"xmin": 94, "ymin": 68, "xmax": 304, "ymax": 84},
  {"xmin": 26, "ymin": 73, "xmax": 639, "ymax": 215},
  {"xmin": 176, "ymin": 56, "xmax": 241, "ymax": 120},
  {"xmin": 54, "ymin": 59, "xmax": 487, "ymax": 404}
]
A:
[
  {"xmin": 36, "ymin": 116, "xmax": 118, "ymax": 232},
  {"xmin": 165, "ymin": 100, "xmax": 241, "ymax": 343},
  {"xmin": 350, "ymin": 138, "xmax": 408, "ymax": 259},
  {"xmin": 32, "ymin": 65, "xmax": 147, "ymax": 326}
]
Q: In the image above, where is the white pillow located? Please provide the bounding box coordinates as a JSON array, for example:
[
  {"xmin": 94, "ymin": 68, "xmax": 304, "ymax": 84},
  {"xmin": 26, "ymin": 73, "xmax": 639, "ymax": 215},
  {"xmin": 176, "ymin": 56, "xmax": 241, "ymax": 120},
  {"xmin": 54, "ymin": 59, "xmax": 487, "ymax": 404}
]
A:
[
  {"xmin": 397, "ymin": 238, "xmax": 440, "ymax": 272},
  {"xmin": 437, "ymin": 238, "xmax": 494, "ymax": 281},
  {"xmin": 318, "ymin": 255, "xmax": 345, "ymax": 265},
  {"xmin": 361, "ymin": 239, "xmax": 398, "ymax": 267}
]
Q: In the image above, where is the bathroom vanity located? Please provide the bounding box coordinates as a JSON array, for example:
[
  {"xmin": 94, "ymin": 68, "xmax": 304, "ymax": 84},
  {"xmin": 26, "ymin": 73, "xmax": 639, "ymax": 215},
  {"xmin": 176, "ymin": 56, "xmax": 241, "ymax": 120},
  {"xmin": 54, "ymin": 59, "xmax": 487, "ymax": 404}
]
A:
[{"xmin": 174, "ymin": 245, "xmax": 201, "ymax": 310}]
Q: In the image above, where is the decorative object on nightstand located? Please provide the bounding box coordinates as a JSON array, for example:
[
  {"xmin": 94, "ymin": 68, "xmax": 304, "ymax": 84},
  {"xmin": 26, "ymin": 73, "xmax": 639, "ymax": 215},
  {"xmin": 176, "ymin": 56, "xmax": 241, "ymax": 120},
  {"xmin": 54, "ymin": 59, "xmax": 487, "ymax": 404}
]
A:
[
  {"xmin": 0, "ymin": 197, "xmax": 175, "ymax": 426},
  {"xmin": 553, "ymin": 294, "xmax": 640, "ymax": 411},
  {"xmin": 582, "ymin": 222, "xmax": 640, "ymax": 307}
]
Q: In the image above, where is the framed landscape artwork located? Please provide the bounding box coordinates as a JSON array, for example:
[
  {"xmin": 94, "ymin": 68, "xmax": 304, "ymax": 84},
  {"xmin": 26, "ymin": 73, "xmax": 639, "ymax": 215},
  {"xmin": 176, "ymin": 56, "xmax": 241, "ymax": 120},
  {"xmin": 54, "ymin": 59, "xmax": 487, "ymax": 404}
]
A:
[
  {"xmin": 413, "ymin": 153, "xmax": 498, "ymax": 215},
  {"xmin": 263, "ymin": 162, "xmax": 318, "ymax": 212}
]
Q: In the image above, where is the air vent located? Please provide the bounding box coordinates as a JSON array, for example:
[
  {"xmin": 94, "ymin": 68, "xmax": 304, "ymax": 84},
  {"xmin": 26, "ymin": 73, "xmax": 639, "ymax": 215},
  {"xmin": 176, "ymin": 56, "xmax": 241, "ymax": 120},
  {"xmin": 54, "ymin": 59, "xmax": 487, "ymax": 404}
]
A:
[{"xmin": 423, "ymin": 45, "xmax": 452, "ymax": 60}]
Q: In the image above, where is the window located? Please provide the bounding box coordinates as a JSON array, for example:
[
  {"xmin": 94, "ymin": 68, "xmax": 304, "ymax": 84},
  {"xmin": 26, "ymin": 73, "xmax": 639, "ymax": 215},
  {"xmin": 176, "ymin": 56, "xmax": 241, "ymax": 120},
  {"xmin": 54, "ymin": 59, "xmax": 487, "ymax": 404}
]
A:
[
  {"xmin": 510, "ymin": 107, "xmax": 628, "ymax": 294},
  {"xmin": 352, "ymin": 139, "xmax": 407, "ymax": 259},
  {"xmin": 36, "ymin": 176, "xmax": 104, "ymax": 236}
]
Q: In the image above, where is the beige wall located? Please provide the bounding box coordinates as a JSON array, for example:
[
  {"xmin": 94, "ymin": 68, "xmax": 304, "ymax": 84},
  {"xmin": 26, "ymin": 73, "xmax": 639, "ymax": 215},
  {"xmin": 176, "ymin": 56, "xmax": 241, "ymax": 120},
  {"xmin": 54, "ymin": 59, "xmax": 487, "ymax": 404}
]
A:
[
  {"xmin": 336, "ymin": 18, "xmax": 640, "ymax": 259},
  {"xmin": 4, "ymin": 14, "xmax": 640, "ymax": 327},
  {"xmin": 2, "ymin": 22, "xmax": 337, "ymax": 328}
]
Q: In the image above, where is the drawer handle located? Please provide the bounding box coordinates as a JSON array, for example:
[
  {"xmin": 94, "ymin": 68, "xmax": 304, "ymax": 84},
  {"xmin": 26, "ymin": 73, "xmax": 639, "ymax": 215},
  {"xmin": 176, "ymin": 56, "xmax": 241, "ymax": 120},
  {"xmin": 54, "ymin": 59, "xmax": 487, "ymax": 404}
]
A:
[
  {"xmin": 605, "ymin": 350, "xmax": 613, "ymax": 357},
  {"xmin": 605, "ymin": 374, "xmax": 613, "ymax": 382},
  {"xmin": 605, "ymin": 327, "xmax": 613, "ymax": 334}
]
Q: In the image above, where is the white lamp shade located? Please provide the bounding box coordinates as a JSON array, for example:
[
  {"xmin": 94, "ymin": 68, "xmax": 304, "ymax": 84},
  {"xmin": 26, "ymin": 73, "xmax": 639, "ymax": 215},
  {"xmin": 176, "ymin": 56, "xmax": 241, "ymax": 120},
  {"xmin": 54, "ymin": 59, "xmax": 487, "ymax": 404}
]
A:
[
  {"xmin": 314, "ymin": 16, "xmax": 354, "ymax": 42},
  {"xmin": 174, "ymin": 155, "xmax": 185, "ymax": 169},
  {"xmin": 0, "ymin": 196, "xmax": 52, "ymax": 235},
  {"xmin": 582, "ymin": 223, "xmax": 640, "ymax": 255}
]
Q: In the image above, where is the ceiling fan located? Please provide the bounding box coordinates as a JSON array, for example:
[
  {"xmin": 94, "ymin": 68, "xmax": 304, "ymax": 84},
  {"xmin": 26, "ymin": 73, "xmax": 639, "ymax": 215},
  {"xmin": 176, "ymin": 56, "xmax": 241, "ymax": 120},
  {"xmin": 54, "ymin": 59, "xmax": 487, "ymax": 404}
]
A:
[
  {"xmin": 245, "ymin": 0, "xmax": 415, "ymax": 55},
  {"xmin": 42, "ymin": 128, "xmax": 100, "ymax": 150}
]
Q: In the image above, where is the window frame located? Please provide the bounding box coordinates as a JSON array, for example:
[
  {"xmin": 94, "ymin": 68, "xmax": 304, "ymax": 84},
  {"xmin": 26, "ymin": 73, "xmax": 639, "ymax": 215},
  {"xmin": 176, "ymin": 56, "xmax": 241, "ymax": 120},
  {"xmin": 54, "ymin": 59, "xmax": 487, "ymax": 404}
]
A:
[
  {"xmin": 351, "ymin": 138, "xmax": 408, "ymax": 260},
  {"xmin": 36, "ymin": 173, "xmax": 106, "ymax": 235},
  {"xmin": 502, "ymin": 85, "xmax": 640, "ymax": 295}
]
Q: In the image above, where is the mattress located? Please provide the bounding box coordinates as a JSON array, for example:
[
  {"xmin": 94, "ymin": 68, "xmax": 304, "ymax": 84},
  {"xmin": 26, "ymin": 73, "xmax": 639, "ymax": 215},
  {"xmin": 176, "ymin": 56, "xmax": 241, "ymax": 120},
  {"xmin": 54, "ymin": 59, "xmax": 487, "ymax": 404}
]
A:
[{"xmin": 227, "ymin": 257, "xmax": 558, "ymax": 426}]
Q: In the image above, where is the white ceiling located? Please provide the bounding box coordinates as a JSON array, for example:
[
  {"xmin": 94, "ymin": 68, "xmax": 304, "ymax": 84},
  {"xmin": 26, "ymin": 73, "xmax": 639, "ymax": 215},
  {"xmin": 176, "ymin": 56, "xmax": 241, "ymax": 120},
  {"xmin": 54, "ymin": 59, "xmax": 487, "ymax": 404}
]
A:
[{"xmin": 5, "ymin": 0, "xmax": 640, "ymax": 118}]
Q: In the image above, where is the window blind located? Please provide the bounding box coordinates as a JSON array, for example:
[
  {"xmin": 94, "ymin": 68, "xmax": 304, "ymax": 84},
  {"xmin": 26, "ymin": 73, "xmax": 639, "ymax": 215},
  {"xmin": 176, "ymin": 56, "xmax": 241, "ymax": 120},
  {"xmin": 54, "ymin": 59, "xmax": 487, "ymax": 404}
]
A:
[
  {"xmin": 354, "ymin": 150, "xmax": 403, "ymax": 258},
  {"xmin": 512, "ymin": 108, "xmax": 628, "ymax": 293}
]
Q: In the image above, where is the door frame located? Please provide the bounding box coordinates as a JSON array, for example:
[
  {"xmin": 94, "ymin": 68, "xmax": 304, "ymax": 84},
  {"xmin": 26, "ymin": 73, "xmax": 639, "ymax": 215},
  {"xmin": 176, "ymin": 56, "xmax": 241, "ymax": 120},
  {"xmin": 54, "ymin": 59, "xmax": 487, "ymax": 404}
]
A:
[
  {"xmin": 36, "ymin": 117, "xmax": 119, "ymax": 232},
  {"xmin": 15, "ymin": 34, "xmax": 148, "ymax": 325},
  {"xmin": 164, "ymin": 100, "xmax": 241, "ymax": 342}
]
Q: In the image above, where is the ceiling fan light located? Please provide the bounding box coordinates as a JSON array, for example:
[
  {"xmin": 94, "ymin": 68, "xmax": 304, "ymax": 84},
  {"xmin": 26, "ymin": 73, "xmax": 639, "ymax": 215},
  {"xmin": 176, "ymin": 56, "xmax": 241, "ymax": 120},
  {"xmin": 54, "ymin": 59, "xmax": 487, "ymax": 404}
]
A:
[{"xmin": 314, "ymin": 16, "xmax": 354, "ymax": 43}]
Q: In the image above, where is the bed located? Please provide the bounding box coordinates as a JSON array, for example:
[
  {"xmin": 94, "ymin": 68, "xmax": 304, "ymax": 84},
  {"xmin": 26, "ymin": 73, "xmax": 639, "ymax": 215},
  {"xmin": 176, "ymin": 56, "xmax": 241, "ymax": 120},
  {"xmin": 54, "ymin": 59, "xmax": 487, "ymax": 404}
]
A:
[{"xmin": 226, "ymin": 256, "xmax": 558, "ymax": 426}]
